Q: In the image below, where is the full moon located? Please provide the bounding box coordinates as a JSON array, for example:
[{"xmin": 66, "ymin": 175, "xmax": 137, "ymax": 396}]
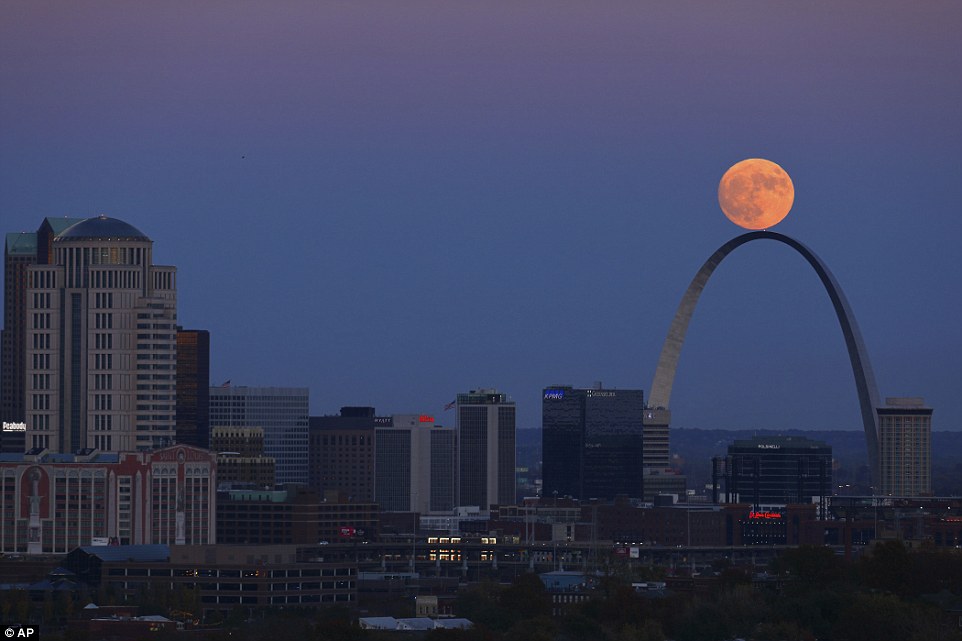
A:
[{"xmin": 718, "ymin": 158, "xmax": 794, "ymax": 230}]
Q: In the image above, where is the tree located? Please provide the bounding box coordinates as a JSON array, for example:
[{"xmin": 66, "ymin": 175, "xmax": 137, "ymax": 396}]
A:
[{"xmin": 857, "ymin": 540, "xmax": 911, "ymax": 596}]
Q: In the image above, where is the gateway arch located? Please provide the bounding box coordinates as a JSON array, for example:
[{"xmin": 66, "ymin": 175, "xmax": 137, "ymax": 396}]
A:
[{"xmin": 647, "ymin": 230, "xmax": 881, "ymax": 488}]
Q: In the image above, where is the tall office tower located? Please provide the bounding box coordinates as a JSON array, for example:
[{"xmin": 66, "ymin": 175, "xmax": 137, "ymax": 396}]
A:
[
  {"xmin": 2, "ymin": 218, "xmax": 83, "ymax": 426},
  {"xmin": 23, "ymin": 216, "xmax": 177, "ymax": 453},
  {"xmin": 175, "ymin": 328, "xmax": 210, "ymax": 448},
  {"xmin": 456, "ymin": 389, "xmax": 515, "ymax": 509},
  {"xmin": 374, "ymin": 414, "xmax": 457, "ymax": 513},
  {"xmin": 208, "ymin": 386, "xmax": 309, "ymax": 485},
  {"xmin": 542, "ymin": 385, "xmax": 646, "ymax": 501},
  {"xmin": 210, "ymin": 426, "xmax": 275, "ymax": 488},
  {"xmin": 718, "ymin": 435, "xmax": 832, "ymax": 508},
  {"xmin": 308, "ymin": 407, "xmax": 376, "ymax": 502},
  {"xmin": 878, "ymin": 397, "xmax": 932, "ymax": 496}
]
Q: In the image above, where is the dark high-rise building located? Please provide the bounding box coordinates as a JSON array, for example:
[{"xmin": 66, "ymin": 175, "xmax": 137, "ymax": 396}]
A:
[
  {"xmin": 210, "ymin": 426, "xmax": 275, "ymax": 488},
  {"xmin": 2, "ymin": 218, "xmax": 83, "ymax": 427},
  {"xmin": 456, "ymin": 389, "xmax": 515, "ymax": 509},
  {"xmin": 718, "ymin": 435, "xmax": 832, "ymax": 508},
  {"xmin": 209, "ymin": 386, "xmax": 309, "ymax": 485},
  {"xmin": 308, "ymin": 407, "xmax": 376, "ymax": 502},
  {"xmin": 542, "ymin": 385, "xmax": 646, "ymax": 501},
  {"xmin": 176, "ymin": 328, "xmax": 210, "ymax": 448}
]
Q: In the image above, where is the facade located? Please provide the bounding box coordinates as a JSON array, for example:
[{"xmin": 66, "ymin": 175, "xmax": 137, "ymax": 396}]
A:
[
  {"xmin": 0, "ymin": 444, "xmax": 215, "ymax": 554},
  {"xmin": 210, "ymin": 426, "xmax": 275, "ymax": 488},
  {"xmin": 1, "ymin": 420, "xmax": 26, "ymax": 454},
  {"xmin": 216, "ymin": 486, "xmax": 378, "ymax": 544},
  {"xmin": 718, "ymin": 435, "xmax": 832, "ymax": 508},
  {"xmin": 64, "ymin": 544, "xmax": 358, "ymax": 618},
  {"xmin": 456, "ymin": 389, "xmax": 515, "ymax": 509},
  {"xmin": 542, "ymin": 385, "xmax": 645, "ymax": 501},
  {"xmin": 2, "ymin": 219, "xmax": 84, "ymax": 427},
  {"xmin": 308, "ymin": 407, "xmax": 376, "ymax": 502},
  {"xmin": 175, "ymin": 328, "xmax": 210, "ymax": 448},
  {"xmin": 878, "ymin": 397, "xmax": 932, "ymax": 496},
  {"xmin": 23, "ymin": 216, "xmax": 177, "ymax": 453},
  {"xmin": 374, "ymin": 414, "xmax": 457, "ymax": 513},
  {"xmin": 641, "ymin": 408, "xmax": 671, "ymax": 471},
  {"xmin": 208, "ymin": 386, "xmax": 309, "ymax": 485}
]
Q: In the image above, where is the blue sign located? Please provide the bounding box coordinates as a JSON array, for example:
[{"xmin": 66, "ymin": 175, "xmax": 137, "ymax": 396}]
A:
[{"xmin": 543, "ymin": 389, "xmax": 565, "ymax": 400}]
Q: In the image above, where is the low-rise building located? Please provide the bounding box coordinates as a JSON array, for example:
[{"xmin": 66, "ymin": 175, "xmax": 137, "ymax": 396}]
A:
[
  {"xmin": 64, "ymin": 543, "xmax": 357, "ymax": 619},
  {"xmin": 0, "ymin": 444, "xmax": 215, "ymax": 553},
  {"xmin": 216, "ymin": 485, "xmax": 378, "ymax": 544}
]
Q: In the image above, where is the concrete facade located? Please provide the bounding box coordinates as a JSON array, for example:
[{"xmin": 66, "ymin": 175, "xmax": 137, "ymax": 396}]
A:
[{"xmin": 22, "ymin": 216, "xmax": 177, "ymax": 453}]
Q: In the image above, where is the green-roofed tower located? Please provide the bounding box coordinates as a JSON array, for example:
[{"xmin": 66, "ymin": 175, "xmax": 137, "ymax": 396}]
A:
[
  {"xmin": 2, "ymin": 217, "xmax": 85, "ymax": 437},
  {"xmin": 3, "ymin": 230, "xmax": 42, "ymax": 431}
]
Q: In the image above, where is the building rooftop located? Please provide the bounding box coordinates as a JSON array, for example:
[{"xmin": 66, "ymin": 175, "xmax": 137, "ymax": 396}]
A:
[
  {"xmin": 731, "ymin": 435, "xmax": 830, "ymax": 450},
  {"xmin": 57, "ymin": 215, "xmax": 150, "ymax": 242},
  {"xmin": 5, "ymin": 231, "xmax": 37, "ymax": 255},
  {"xmin": 77, "ymin": 544, "xmax": 170, "ymax": 563},
  {"xmin": 0, "ymin": 451, "xmax": 120, "ymax": 464},
  {"xmin": 44, "ymin": 216, "xmax": 87, "ymax": 235}
]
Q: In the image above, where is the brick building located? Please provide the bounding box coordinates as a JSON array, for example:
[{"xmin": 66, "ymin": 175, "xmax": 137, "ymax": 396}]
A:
[
  {"xmin": 216, "ymin": 486, "xmax": 378, "ymax": 544},
  {"xmin": 0, "ymin": 444, "xmax": 215, "ymax": 553},
  {"xmin": 64, "ymin": 543, "xmax": 357, "ymax": 619}
]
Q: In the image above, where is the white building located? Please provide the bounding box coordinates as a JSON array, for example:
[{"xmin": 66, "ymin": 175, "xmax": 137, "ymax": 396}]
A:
[
  {"xmin": 374, "ymin": 414, "xmax": 456, "ymax": 513},
  {"xmin": 25, "ymin": 216, "xmax": 177, "ymax": 453}
]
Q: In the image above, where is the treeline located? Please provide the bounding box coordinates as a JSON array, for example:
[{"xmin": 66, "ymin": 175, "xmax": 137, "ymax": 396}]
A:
[
  {"xmin": 29, "ymin": 541, "xmax": 962, "ymax": 641},
  {"xmin": 440, "ymin": 543, "xmax": 962, "ymax": 641}
]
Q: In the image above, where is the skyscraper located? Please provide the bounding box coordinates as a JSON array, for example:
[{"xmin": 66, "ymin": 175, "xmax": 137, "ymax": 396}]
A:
[
  {"xmin": 456, "ymin": 389, "xmax": 515, "ymax": 509},
  {"xmin": 208, "ymin": 386, "xmax": 309, "ymax": 485},
  {"xmin": 2, "ymin": 218, "xmax": 83, "ymax": 427},
  {"xmin": 374, "ymin": 414, "xmax": 456, "ymax": 513},
  {"xmin": 308, "ymin": 407, "xmax": 376, "ymax": 502},
  {"xmin": 542, "ymin": 385, "xmax": 645, "ymax": 501},
  {"xmin": 23, "ymin": 216, "xmax": 177, "ymax": 453},
  {"xmin": 175, "ymin": 328, "xmax": 210, "ymax": 448},
  {"xmin": 878, "ymin": 397, "xmax": 932, "ymax": 496},
  {"xmin": 719, "ymin": 435, "xmax": 832, "ymax": 508}
]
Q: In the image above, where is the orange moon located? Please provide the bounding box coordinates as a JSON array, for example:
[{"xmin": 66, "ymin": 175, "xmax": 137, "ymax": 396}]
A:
[{"xmin": 718, "ymin": 158, "xmax": 794, "ymax": 230}]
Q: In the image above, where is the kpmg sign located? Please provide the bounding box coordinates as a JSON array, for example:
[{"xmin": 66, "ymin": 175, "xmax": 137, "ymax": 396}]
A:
[{"xmin": 543, "ymin": 389, "xmax": 565, "ymax": 400}]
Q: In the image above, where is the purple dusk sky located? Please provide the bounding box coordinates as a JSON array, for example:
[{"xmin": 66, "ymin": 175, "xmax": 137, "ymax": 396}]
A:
[{"xmin": 2, "ymin": 2, "xmax": 960, "ymax": 432}]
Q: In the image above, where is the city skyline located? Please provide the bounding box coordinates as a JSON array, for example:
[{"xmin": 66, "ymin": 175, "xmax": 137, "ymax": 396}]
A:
[{"xmin": 2, "ymin": 3, "xmax": 960, "ymax": 433}]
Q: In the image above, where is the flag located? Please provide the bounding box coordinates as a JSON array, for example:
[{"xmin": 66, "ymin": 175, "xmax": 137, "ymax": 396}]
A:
[
  {"xmin": 221, "ymin": 380, "xmax": 231, "ymax": 388},
  {"xmin": 443, "ymin": 399, "xmax": 456, "ymax": 411}
]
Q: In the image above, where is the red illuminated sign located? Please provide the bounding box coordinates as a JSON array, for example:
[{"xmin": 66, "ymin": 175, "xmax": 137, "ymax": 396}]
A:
[
  {"xmin": 419, "ymin": 415, "xmax": 434, "ymax": 423},
  {"xmin": 339, "ymin": 526, "xmax": 356, "ymax": 538},
  {"xmin": 748, "ymin": 511, "xmax": 783, "ymax": 520}
]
